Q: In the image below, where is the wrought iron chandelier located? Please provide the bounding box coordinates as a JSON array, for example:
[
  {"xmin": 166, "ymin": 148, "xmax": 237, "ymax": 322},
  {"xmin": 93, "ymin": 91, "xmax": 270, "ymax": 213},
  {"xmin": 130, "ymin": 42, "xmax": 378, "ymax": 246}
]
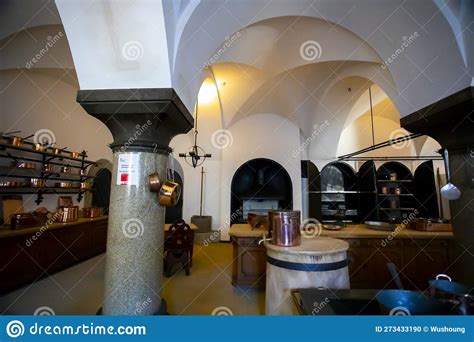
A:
[{"xmin": 179, "ymin": 98, "xmax": 212, "ymax": 168}]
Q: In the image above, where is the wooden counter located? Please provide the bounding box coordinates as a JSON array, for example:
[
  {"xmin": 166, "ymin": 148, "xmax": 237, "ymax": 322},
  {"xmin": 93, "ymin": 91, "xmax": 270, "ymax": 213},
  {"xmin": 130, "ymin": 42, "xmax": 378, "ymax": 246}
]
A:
[
  {"xmin": 0, "ymin": 217, "xmax": 108, "ymax": 294},
  {"xmin": 229, "ymin": 223, "xmax": 454, "ymax": 290}
]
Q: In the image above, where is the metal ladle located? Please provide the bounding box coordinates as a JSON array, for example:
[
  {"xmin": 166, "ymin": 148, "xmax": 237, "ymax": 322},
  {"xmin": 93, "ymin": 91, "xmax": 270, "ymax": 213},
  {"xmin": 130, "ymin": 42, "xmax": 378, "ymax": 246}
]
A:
[{"xmin": 441, "ymin": 148, "xmax": 461, "ymax": 201}]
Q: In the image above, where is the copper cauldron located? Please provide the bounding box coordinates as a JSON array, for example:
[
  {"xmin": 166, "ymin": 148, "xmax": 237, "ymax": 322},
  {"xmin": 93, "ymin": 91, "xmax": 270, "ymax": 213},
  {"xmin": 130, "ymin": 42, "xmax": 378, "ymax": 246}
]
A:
[{"xmin": 268, "ymin": 210, "xmax": 301, "ymax": 247}]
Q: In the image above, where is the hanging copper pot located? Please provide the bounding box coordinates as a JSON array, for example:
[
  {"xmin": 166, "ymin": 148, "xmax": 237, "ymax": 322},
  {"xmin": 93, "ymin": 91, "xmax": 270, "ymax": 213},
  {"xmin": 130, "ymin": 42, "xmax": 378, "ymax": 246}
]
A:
[
  {"xmin": 158, "ymin": 180, "xmax": 181, "ymax": 207},
  {"xmin": 148, "ymin": 172, "xmax": 162, "ymax": 193}
]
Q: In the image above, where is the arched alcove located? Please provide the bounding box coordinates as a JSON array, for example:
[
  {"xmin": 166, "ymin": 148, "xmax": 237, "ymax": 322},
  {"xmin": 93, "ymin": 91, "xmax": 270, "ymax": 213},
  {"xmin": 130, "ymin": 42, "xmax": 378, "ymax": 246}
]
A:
[{"xmin": 230, "ymin": 158, "xmax": 293, "ymax": 225}]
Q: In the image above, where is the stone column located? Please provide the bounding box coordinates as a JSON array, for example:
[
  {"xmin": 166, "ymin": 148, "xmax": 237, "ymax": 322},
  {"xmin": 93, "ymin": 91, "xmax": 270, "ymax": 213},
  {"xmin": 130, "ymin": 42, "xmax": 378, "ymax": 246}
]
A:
[
  {"xmin": 401, "ymin": 86, "xmax": 474, "ymax": 285},
  {"xmin": 77, "ymin": 89, "xmax": 193, "ymax": 315}
]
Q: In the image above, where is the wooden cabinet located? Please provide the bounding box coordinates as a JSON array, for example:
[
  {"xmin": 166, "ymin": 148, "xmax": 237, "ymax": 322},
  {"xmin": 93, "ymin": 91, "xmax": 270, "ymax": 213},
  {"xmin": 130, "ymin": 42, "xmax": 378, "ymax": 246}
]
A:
[
  {"xmin": 231, "ymin": 236, "xmax": 266, "ymax": 289},
  {"xmin": 346, "ymin": 238, "xmax": 453, "ymax": 290},
  {"xmin": 0, "ymin": 218, "xmax": 108, "ymax": 294}
]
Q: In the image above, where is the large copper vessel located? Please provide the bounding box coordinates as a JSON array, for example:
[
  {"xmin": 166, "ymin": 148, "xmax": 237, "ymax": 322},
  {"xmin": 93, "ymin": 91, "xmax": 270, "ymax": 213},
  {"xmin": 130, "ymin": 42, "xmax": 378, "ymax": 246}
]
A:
[{"xmin": 269, "ymin": 210, "xmax": 301, "ymax": 247}]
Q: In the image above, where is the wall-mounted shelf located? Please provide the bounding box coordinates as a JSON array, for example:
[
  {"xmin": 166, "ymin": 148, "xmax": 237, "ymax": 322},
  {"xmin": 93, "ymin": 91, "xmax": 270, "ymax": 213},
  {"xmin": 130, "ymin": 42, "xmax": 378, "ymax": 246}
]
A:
[{"xmin": 0, "ymin": 138, "xmax": 96, "ymax": 204}]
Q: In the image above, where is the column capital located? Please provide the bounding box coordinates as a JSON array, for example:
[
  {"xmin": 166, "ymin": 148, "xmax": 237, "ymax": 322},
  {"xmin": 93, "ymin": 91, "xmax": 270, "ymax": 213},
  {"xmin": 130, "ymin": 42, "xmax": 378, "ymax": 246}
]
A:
[
  {"xmin": 401, "ymin": 86, "xmax": 473, "ymax": 150},
  {"xmin": 77, "ymin": 88, "xmax": 194, "ymax": 154}
]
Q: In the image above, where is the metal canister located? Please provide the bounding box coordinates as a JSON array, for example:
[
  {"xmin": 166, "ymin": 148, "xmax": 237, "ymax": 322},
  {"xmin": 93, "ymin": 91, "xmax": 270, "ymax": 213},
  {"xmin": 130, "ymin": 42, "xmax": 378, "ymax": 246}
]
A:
[{"xmin": 269, "ymin": 210, "xmax": 301, "ymax": 247}]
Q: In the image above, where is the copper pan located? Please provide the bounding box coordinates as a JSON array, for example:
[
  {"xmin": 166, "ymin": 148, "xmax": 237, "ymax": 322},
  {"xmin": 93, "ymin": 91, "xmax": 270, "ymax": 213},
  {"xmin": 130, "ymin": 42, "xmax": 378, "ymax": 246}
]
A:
[{"xmin": 158, "ymin": 180, "xmax": 181, "ymax": 207}]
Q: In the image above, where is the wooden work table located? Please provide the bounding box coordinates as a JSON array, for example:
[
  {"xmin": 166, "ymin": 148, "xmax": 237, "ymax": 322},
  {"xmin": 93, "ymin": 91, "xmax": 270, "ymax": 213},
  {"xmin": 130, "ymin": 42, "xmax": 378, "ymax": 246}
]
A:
[{"xmin": 229, "ymin": 223, "xmax": 454, "ymax": 290}]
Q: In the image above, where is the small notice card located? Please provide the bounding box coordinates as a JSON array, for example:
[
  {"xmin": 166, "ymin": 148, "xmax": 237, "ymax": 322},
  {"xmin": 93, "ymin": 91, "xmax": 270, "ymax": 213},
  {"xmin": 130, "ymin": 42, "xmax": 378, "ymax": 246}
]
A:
[{"xmin": 116, "ymin": 153, "xmax": 140, "ymax": 186}]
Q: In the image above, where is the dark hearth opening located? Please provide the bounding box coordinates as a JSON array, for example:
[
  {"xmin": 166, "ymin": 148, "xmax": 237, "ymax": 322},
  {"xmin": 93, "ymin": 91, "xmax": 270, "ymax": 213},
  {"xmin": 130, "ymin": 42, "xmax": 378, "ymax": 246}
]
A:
[{"xmin": 230, "ymin": 158, "xmax": 293, "ymax": 224}]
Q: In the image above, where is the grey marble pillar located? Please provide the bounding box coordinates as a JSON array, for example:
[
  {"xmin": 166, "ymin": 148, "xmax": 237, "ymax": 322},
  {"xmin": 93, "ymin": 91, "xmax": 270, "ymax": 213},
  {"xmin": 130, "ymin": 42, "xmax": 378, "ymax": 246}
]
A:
[
  {"xmin": 77, "ymin": 89, "xmax": 193, "ymax": 315},
  {"xmin": 103, "ymin": 152, "xmax": 167, "ymax": 315}
]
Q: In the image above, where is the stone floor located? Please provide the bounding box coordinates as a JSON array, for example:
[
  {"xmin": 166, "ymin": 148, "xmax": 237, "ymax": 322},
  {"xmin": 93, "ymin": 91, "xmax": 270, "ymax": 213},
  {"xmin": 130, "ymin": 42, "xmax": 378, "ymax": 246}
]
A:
[{"xmin": 0, "ymin": 243, "xmax": 265, "ymax": 315}]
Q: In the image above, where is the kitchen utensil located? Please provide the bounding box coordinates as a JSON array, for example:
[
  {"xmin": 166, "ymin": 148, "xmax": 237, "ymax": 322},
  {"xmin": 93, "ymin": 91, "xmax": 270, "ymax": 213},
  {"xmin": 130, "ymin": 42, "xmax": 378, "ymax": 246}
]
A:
[
  {"xmin": 0, "ymin": 181, "xmax": 22, "ymax": 187},
  {"xmin": 436, "ymin": 167, "xmax": 444, "ymax": 220},
  {"xmin": 394, "ymin": 187, "xmax": 401, "ymax": 195},
  {"xmin": 429, "ymin": 274, "xmax": 474, "ymax": 315},
  {"xmin": 43, "ymin": 163, "xmax": 54, "ymax": 172},
  {"xmin": 32, "ymin": 143, "xmax": 46, "ymax": 151},
  {"xmin": 381, "ymin": 186, "xmax": 389, "ymax": 194},
  {"xmin": 268, "ymin": 210, "xmax": 301, "ymax": 247},
  {"xmin": 60, "ymin": 166, "xmax": 69, "ymax": 173},
  {"xmin": 148, "ymin": 172, "xmax": 161, "ymax": 193},
  {"xmin": 29, "ymin": 178, "xmax": 46, "ymax": 188},
  {"xmin": 364, "ymin": 221, "xmax": 396, "ymax": 232},
  {"xmin": 408, "ymin": 218, "xmax": 452, "ymax": 232},
  {"xmin": 55, "ymin": 206, "xmax": 79, "ymax": 223},
  {"xmin": 55, "ymin": 181, "xmax": 72, "ymax": 188},
  {"xmin": 322, "ymin": 224, "xmax": 345, "ymax": 231},
  {"xmin": 10, "ymin": 212, "xmax": 49, "ymax": 229},
  {"xmin": 8, "ymin": 136, "xmax": 23, "ymax": 147},
  {"xmin": 247, "ymin": 212, "xmax": 259, "ymax": 228},
  {"xmin": 58, "ymin": 196, "xmax": 73, "ymax": 207},
  {"xmin": 11, "ymin": 161, "xmax": 35, "ymax": 169},
  {"xmin": 158, "ymin": 180, "xmax": 181, "ymax": 207},
  {"xmin": 80, "ymin": 182, "xmax": 92, "ymax": 190},
  {"xmin": 82, "ymin": 207, "xmax": 103, "ymax": 218},
  {"xmin": 389, "ymin": 173, "xmax": 397, "ymax": 181},
  {"xmin": 34, "ymin": 207, "xmax": 49, "ymax": 215},
  {"xmin": 70, "ymin": 151, "xmax": 80, "ymax": 159},
  {"xmin": 440, "ymin": 148, "xmax": 461, "ymax": 200},
  {"xmin": 51, "ymin": 147, "xmax": 67, "ymax": 155},
  {"xmin": 2, "ymin": 196, "xmax": 23, "ymax": 225},
  {"xmin": 376, "ymin": 289, "xmax": 462, "ymax": 315}
]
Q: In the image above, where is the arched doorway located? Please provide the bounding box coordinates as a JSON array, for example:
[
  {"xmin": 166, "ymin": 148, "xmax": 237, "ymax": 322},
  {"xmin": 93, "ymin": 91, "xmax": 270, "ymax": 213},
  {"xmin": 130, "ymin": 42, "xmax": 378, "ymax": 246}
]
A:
[
  {"xmin": 230, "ymin": 158, "xmax": 293, "ymax": 225},
  {"xmin": 91, "ymin": 168, "xmax": 112, "ymax": 214}
]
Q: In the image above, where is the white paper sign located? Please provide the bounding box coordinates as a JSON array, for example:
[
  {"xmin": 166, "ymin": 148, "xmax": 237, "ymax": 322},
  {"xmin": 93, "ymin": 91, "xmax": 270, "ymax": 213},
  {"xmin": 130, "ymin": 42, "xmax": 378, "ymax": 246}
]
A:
[{"xmin": 117, "ymin": 153, "xmax": 140, "ymax": 186}]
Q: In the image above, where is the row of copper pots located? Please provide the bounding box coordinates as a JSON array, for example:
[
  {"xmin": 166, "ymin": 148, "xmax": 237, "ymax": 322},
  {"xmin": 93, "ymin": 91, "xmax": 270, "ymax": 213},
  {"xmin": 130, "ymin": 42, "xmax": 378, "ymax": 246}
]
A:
[
  {"xmin": 5, "ymin": 135, "xmax": 84, "ymax": 159},
  {"xmin": 148, "ymin": 172, "xmax": 181, "ymax": 207}
]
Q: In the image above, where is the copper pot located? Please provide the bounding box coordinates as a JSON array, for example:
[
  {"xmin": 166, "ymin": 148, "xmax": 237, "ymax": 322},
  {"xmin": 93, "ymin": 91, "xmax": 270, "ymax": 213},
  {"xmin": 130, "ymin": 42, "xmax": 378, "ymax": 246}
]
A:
[
  {"xmin": 11, "ymin": 161, "xmax": 35, "ymax": 169},
  {"xmin": 389, "ymin": 173, "xmax": 398, "ymax": 181},
  {"xmin": 269, "ymin": 210, "xmax": 301, "ymax": 247},
  {"xmin": 0, "ymin": 181, "xmax": 21, "ymax": 187},
  {"xmin": 55, "ymin": 181, "xmax": 72, "ymax": 188},
  {"xmin": 32, "ymin": 143, "xmax": 45, "ymax": 151},
  {"xmin": 148, "ymin": 172, "xmax": 161, "ymax": 193},
  {"xmin": 394, "ymin": 187, "xmax": 402, "ymax": 195},
  {"xmin": 158, "ymin": 180, "xmax": 181, "ymax": 207},
  {"xmin": 8, "ymin": 136, "xmax": 23, "ymax": 147},
  {"xmin": 381, "ymin": 186, "xmax": 389, "ymax": 194},
  {"xmin": 80, "ymin": 182, "xmax": 92, "ymax": 190},
  {"xmin": 56, "ymin": 206, "xmax": 79, "ymax": 223},
  {"xmin": 82, "ymin": 207, "xmax": 102, "ymax": 218},
  {"xmin": 30, "ymin": 178, "xmax": 46, "ymax": 188}
]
